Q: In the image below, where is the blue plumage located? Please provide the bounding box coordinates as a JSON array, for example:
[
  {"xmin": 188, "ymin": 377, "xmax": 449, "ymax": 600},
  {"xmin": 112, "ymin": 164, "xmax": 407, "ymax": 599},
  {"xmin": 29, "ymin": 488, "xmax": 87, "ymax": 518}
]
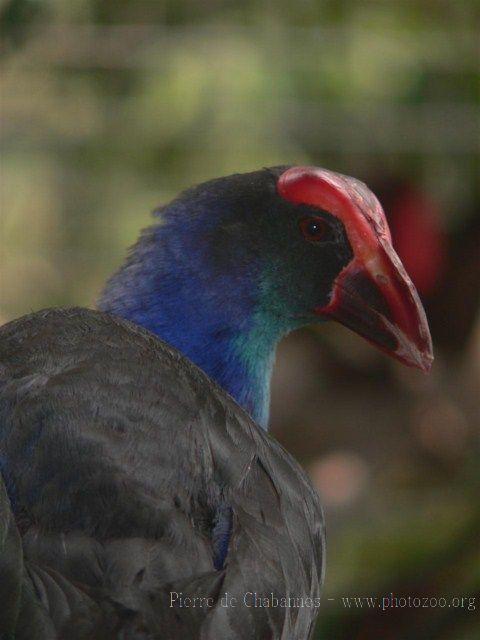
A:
[{"xmin": 99, "ymin": 176, "xmax": 289, "ymax": 428}]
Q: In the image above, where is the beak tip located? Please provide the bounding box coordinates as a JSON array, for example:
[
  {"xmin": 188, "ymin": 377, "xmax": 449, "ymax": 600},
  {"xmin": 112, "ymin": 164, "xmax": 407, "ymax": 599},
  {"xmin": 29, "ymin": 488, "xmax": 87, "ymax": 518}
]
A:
[
  {"xmin": 419, "ymin": 331, "xmax": 434, "ymax": 373},
  {"xmin": 420, "ymin": 353, "xmax": 434, "ymax": 374},
  {"xmin": 382, "ymin": 316, "xmax": 434, "ymax": 374},
  {"xmin": 404, "ymin": 341, "xmax": 434, "ymax": 373}
]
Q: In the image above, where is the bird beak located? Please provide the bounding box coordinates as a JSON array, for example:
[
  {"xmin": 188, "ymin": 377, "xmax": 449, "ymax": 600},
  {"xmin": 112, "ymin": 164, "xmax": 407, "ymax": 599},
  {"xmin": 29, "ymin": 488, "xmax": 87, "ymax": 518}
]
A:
[{"xmin": 316, "ymin": 236, "xmax": 433, "ymax": 372}]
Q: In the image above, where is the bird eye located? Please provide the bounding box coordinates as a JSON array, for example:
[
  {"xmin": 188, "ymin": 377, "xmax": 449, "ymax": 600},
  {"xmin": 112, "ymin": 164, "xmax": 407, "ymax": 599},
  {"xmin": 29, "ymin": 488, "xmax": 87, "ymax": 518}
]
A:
[{"xmin": 299, "ymin": 216, "xmax": 328, "ymax": 243}]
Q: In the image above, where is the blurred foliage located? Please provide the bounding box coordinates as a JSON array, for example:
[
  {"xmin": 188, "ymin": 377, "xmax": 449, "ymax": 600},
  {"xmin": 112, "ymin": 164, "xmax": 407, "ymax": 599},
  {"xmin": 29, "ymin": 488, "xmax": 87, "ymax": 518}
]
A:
[{"xmin": 0, "ymin": 1, "xmax": 479, "ymax": 638}]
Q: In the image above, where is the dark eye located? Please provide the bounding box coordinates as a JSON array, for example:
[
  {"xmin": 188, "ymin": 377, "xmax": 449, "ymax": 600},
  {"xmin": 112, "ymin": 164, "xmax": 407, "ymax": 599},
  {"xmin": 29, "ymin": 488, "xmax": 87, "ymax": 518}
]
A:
[{"xmin": 299, "ymin": 216, "xmax": 328, "ymax": 242}]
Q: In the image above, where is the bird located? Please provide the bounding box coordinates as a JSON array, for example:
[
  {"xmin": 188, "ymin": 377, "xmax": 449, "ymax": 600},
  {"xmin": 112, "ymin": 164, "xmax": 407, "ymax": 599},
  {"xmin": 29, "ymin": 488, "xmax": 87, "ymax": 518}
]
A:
[{"xmin": 0, "ymin": 166, "xmax": 432, "ymax": 639}]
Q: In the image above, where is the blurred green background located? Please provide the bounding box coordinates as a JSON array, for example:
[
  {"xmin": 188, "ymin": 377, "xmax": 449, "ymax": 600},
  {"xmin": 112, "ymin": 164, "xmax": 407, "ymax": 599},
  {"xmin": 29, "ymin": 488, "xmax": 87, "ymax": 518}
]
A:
[{"xmin": 1, "ymin": 1, "xmax": 479, "ymax": 638}]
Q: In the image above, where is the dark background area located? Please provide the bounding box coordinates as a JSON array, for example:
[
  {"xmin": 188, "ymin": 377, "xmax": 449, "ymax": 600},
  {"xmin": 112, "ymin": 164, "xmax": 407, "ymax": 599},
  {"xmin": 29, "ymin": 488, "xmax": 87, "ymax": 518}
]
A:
[{"xmin": 1, "ymin": 1, "xmax": 479, "ymax": 638}]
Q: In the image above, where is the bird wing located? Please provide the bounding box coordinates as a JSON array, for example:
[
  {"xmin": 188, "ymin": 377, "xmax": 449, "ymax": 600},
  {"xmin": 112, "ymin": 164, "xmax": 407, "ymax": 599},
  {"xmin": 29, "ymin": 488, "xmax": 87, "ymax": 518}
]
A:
[{"xmin": 0, "ymin": 308, "xmax": 325, "ymax": 639}]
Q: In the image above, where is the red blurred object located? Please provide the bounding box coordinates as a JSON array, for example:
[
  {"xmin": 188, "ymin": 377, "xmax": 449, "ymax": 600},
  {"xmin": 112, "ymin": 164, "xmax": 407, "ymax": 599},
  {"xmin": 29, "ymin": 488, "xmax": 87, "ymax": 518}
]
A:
[{"xmin": 386, "ymin": 185, "xmax": 447, "ymax": 297}]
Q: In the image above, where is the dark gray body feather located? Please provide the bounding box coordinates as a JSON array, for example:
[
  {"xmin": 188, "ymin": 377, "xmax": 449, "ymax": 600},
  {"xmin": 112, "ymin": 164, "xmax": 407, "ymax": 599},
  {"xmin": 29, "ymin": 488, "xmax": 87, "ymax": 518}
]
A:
[{"xmin": 0, "ymin": 308, "xmax": 324, "ymax": 639}]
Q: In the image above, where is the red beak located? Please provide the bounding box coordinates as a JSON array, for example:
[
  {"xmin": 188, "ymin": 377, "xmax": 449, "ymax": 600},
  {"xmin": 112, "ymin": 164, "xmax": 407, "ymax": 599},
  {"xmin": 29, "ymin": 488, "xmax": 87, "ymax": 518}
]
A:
[
  {"xmin": 278, "ymin": 166, "xmax": 434, "ymax": 372},
  {"xmin": 316, "ymin": 241, "xmax": 433, "ymax": 372}
]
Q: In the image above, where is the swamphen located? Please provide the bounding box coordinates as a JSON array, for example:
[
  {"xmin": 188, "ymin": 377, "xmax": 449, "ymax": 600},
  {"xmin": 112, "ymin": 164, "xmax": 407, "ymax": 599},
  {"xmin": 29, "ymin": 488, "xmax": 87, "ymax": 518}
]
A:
[{"xmin": 0, "ymin": 166, "xmax": 432, "ymax": 639}]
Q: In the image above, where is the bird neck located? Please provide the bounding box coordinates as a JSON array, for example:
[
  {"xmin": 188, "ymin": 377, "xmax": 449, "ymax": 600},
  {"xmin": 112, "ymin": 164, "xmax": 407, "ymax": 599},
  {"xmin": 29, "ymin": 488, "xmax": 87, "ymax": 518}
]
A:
[{"xmin": 99, "ymin": 226, "xmax": 288, "ymax": 430}]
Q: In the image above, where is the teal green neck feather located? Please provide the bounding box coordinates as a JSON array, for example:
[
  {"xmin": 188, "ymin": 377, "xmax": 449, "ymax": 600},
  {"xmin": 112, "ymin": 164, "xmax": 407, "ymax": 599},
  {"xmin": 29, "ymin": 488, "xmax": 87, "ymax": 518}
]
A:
[
  {"xmin": 230, "ymin": 272, "xmax": 300, "ymax": 428},
  {"xmin": 232, "ymin": 313, "xmax": 282, "ymax": 429}
]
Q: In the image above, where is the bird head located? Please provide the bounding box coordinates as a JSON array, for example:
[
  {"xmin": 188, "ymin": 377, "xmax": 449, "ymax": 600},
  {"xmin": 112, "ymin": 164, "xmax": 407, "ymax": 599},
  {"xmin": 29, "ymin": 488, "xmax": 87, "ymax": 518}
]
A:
[
  {"xmin": 193, "ymin": 165, "xmax": 433, "ymax": 373},
  {"xmin": 101, "ymin": 165, "xmax": 433, "ymax": 427}
]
